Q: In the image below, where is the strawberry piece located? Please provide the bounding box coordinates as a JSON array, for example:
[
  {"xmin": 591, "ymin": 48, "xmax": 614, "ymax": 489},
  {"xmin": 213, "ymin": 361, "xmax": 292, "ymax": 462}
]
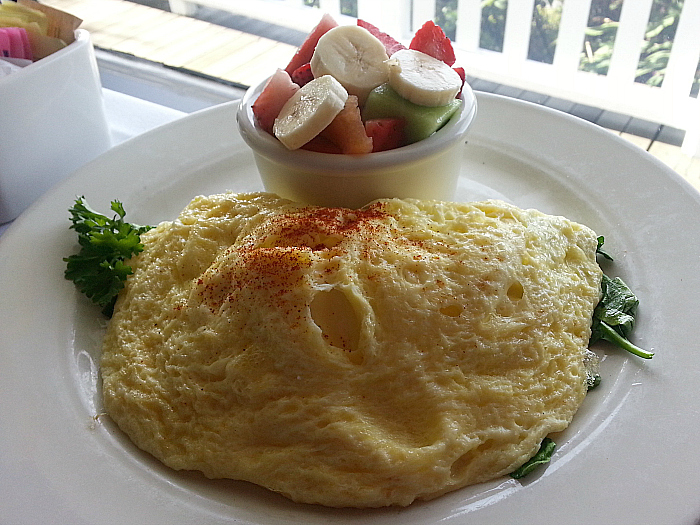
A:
[
  {"xmin": 320, "ymin": 95, "xmax": 373, "ymax": 154},
  {"xmin": 453, "ymin": 66, "xmax": 466, "ymax": 97},
  {"xmin": 284, "ymin": 13, "xmax": 338, "ymax": 75},
  {"xmin": 291, "ymin": 63, "xmax": 314, "ymax": 87},
  {"xmin": 365, "ymin": 118, "xmax": 406, "ymax": 152},
  {"xmin": 251, "ymin": 69, "xmax": 300, "ymax": 134},
  {"xmin": 409, "ymin": 20, "xmax": 456, "ymax": 66},
  {"xmin": 357, "ymin": 19, "xmax": 406, "ymax": 56}
]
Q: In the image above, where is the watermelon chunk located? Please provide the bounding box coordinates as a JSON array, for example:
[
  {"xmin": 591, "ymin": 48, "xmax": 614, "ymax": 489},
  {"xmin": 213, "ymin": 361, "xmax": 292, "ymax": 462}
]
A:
[
  {"xmin": 357, "ymin": 19, "xmax": 406, "ymax": 56},
  {"xmin": 251, "ymin": 69, "xmax": 300, "ymax": 134},
  {"xmin": 365, "ymin": 118, "xmax": 406, "ymax": 152},
  {"xmin": 319, "ymin": 95, "xmax": 373, "ymax": 154},
  {"xmin": 409, "ymin": 20, "xmax": 456, "ymax": 66},
  {"xmin": 284, "ymin": 13, "xmax": 338, "ymax": 75},
  {"xmin": 291, "ymin": 63, "xmax": 314, "ymax": 87}
]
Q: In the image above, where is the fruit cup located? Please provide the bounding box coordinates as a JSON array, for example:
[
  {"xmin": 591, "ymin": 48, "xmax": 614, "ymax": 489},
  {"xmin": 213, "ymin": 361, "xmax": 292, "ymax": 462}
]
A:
[{"xmin": 236, "ymin": 75, "xmax": 477, "ymax": 209}]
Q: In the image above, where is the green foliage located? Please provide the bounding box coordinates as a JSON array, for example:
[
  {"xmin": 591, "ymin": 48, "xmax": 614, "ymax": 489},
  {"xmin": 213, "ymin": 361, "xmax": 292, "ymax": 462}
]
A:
[
  {"xmin": 435, "ymin": 0, "xmax": 509, "ymax": 52},
  {"xmin": 528, "ymin": 0, "xmax": 562, "ymax": 64},
  {"xmin": 591, "ymin": 274, "xmax": 654, "ymax": 359},
  {"xmin": 340, "ymin": 0, "xmax": 357, "ymax": 18},
  {"xmin": 591, "ymin": 237, "xmax": 653, "ymax": 359},
  {"xmin": 303, "ymin": 1, "xmax": 356, "ymax": 18},
  {"xmin": 480, "ymin": 0, "xmax": 507, "ymax": 52},
  {"xmin": 64, "ymin": 197, "xmax": 152, "ymax": 317},
  {"xmin": 510, "ymin": 438, "xmax": 556, "ymax": 479},
  {"xmin": 436, "ymin": 0, "xmax": 699, "ymax": 93},
  {"xmin": 436, "ymin": 0, "xmax": 458, "ymax": 41}
]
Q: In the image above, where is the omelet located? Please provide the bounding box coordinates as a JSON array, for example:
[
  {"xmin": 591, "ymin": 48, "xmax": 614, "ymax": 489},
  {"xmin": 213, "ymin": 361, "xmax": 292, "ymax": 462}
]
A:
[{"xmin": 101, "ymin": 192, "xmax": 602, "ymax": 508}]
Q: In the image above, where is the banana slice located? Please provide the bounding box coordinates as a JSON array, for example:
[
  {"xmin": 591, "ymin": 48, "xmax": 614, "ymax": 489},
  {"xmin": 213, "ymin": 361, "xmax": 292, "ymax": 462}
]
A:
[
  {"xmin": 273, "ymin": 75, "xmax": 349, "ymax": 150},
  {"xmin": 387, "ymin": 49, "xmax": 463, "ymax": 107},
  {"xmin": 310, "ymin": 25, "xmax": 389, "ymax": 105}
]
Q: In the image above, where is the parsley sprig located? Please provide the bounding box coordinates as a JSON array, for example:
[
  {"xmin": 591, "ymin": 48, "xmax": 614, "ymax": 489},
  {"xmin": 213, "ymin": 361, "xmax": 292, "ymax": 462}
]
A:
[{"xmin": 63, "ymin": 197, "xmax": 151, "ymax": 317}]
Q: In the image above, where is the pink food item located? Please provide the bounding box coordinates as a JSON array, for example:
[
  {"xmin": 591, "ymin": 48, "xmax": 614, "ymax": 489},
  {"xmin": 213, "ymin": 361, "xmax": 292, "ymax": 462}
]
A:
[
  {"xmin": 409, "ymin": 20, "xmax": 456, "ymax": 66},
  {"xmin": 357, "ymin": 19, "xmax": 406, "ymax": 56},
  {"xmin": 251, "ymin": 68, "xmax": 300, "ymax": 134},
  {"xmin": 17, "ymin": 26, "xmax": 32, "ymax": 60},
  {"xmin": 365, "ymin": 118, "xmax": 406, "ymax": 152},
  {"xmin": 453, "ymin": 66, "xmax": 466, "ymax": 97},
  {"xmin": 291, "ymin": 62, "xmax": 314, "ymax": 87},
  {"xmin": 0, "ymin": 30, "xmax": 11, "ymax": 58},
  {"xmin": 0, "ymin": 27, "xmax": 32, "ymax": 60},
  {"xmin": 284, "ymin": 13, "xmax": 338, "ymax": 75}
]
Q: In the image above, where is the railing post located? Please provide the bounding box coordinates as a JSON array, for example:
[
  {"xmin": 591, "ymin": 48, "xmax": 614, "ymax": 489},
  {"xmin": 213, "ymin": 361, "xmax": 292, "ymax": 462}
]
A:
[
  {"xmin": 356, "ymin": 0, "xmax": 413, "ymax": 42},
  {"xmin": 455, "ymin": 0, "xmax": 482, "ymax": 52},
  {"xmin": 606, "ymin": 0, "xmax": 654, "ymax": 90},
  {"xmin": 167, "ymin": 0, "xmax": 196, "ymax": 16},
  {"xmin": 318, "ymin": 0, "xmax": 341, "ymax": 19},
  {"xmin": 664, "ymin": 0, "xmax": 700, "ymax": 157},
  {"xmin": 412, "ymin": 0, "xmax": 436, "ymax": 33},
  {"xmin": 552, "ymin": 0, "xmax": 591, "ymax": 77},
  {"xmin": 502, "ymin": 0, "xmax": 533, "ymax": 63}
]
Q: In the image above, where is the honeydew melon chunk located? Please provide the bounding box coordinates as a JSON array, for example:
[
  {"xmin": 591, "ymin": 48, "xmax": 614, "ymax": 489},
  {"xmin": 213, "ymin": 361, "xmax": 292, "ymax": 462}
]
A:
[{"xmin": 363, "ymin": 83, "xmax": 460, "ymax": 144}]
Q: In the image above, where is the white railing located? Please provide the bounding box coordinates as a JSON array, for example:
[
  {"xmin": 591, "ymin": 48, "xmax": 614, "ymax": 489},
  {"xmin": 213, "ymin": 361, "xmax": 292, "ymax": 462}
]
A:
[
  {"xmin": 349, "ymin": 0, "xmax": 700, "ymax": 157},
  {"xmin": 169, "ymin": 0, "xmax": 700, "ymax": 156}
]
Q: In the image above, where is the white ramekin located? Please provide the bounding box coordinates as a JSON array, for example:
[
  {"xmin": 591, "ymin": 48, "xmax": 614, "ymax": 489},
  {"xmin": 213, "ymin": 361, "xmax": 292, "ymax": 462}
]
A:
[{"xmin": 236, "ymin": 75, "xmax": 477, "ymax": 209}]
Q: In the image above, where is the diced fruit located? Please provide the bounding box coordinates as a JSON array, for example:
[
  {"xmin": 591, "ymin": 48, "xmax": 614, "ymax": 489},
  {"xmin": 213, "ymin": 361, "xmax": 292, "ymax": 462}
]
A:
[
  {"xmin": 254, "ymin": 16, "xmax": 468, "ymax": 155},
  {"xmin": 387, "ymin": 49, "xmax": 462, "ymax": 107},
  {"xmin": 365, "ymin": 118, "xmax": 406, "ymax": 152},
  {"xmin": 453, "ymin": 66, "xmax": 466, "ymax": 97},
  {"xmin": 311, "ymin": 25, "xmax": 390, "ymax": 105},
  {"xmin": 291, "ymin": 63, "xmax": 314, "ymax": 87},
  {"xmin": 320, "ymin": 95, "xmax": 373, "ymax": 154},
  {"xmin": 252, "ymin": 69, "xmax": 300, "ymax": 134},
  {"xmin": 273, "ymin": 75, "xmax": 349, "ymax": 150},
  {"xmin": 409, "ymin": 20, "xmax": 456, "ymax": 66},
  {"xmin": 363, "ymin": 83, "xmax": 461, "ymax": 144},
  {"xmin": 357, "ymin": 19, "xmax": 406, "ymax": 56},
  {"xmin": 285, "ymin": 13, "xmax": 338, "ymax": 75}
]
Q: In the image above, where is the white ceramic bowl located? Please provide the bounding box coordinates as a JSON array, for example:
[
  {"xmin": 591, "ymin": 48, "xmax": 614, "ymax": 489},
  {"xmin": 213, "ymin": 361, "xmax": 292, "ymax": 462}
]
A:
[
  {"xmin": 0, "ymin": 29, "xmax": 111, "ymax": 223},
  {"xmin": 236, "ymin": 76, "xmax": 477, "ymax": 209}
]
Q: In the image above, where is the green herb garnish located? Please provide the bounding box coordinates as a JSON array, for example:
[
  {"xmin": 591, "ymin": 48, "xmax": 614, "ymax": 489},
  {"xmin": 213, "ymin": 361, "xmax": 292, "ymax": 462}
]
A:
[
  {"xmin": 590, "ymin": 274, "xmax": 654, "ymax": 359},
  {"xmin": 595, "ymin": 235, "xmax": 613, "ymax": 261},
  {"xmin": 63, "ymin": 197, "xmax": 151, "ymax": 317},
  {"xmin": 510, "ymin": 437, "xmax": 556, "ymax": 479},
  {"xmin": 586, "ymin": 372, "xmax": 602, "ymax": 390},
  {"xmin": 592, "ymin": 237, "xmax": 653, "ymax": 359}
]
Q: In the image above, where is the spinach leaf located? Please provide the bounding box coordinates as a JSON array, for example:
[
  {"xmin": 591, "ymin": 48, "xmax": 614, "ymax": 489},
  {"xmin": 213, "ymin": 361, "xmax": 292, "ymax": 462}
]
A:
[
  {"xmin": 591, "ymin": 239, "xmax": 654, "ymax": 359},
  {"xmin": 596, "ymin": 235, "xmax": 613, "ymax": 261},
  {"xmin": 510, "ymin": 438, "xmax": 556, "ymax": 479}
]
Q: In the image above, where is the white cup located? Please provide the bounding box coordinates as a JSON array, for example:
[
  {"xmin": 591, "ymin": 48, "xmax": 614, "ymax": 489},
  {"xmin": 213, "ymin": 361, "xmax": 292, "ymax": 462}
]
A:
[
  {"xmin": 0, "ymin": 29, "xmax": 111, "ymax": 223},
  {"xmin": 236, "ymin": 75, "xmax": 477, "ymax": 209}
]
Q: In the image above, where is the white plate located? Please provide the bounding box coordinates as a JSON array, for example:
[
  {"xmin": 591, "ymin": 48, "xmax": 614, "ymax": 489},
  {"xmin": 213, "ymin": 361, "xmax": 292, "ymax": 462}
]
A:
[{"xmin": 1, "ymin": 93, "xmax": 699, "ymax": 525}]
